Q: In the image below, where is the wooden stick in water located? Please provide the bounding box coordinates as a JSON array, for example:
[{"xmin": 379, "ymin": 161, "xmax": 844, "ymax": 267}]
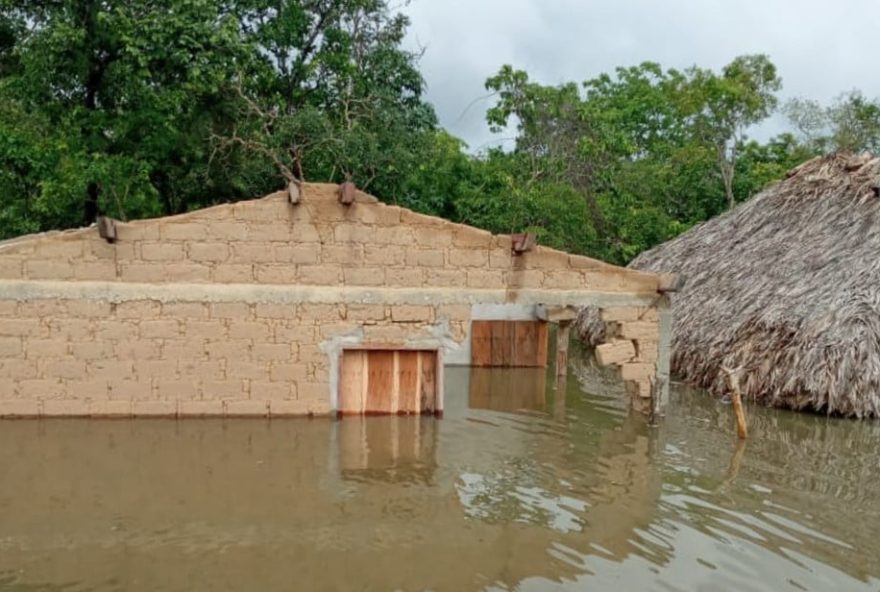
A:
[{"xmin": 722, "ymin": 367, "xmax": 748, "ymax": 439}]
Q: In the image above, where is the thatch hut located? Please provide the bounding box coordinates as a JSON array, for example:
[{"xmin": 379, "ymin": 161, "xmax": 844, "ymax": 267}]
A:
[{"xmin": 579, "ymin": 153, "xmax": 880, "ymax": 418}]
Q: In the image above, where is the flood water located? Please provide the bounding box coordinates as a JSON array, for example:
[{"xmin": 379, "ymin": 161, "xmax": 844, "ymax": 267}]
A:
[{"xmin": 1, "ymin": 359, "xmax": 879, "ymax": 591}]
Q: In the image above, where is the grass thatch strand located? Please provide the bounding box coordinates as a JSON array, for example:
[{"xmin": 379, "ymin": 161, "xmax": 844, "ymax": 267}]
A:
[{"xmin": 579, "ymin": 153, "xmax": 880, "ymax": 418}]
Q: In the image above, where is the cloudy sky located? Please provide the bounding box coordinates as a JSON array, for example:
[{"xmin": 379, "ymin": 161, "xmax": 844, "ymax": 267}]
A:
[{"xmin": 402, "ymin": 0, "xmax": 880, "ymax": 152}]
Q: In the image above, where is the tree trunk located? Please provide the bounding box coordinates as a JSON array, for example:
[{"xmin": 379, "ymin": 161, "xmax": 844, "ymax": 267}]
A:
[{"xmin": 83, "ymin": 181, "xmax": 100, "ymax": 225}]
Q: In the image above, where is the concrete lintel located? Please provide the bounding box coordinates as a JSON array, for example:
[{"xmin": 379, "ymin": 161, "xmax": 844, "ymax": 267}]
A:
[{"xmin": 0, "ymin": 280, "xmax": 661, "ymax": 309}]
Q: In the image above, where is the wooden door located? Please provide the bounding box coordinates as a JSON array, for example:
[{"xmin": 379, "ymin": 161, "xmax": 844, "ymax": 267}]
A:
[
  {"xmin": 471, "ymin": 320, "xmax": 548, "ymax": 367},
  {"xmin": 339, "ymin": 349, "xmax": 439, "ymax": 415}
]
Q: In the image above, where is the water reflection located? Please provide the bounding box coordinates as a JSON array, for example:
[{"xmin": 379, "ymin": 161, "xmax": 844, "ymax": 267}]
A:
[{"xmin": 0, "ymin": 360, "xmax": 878, "ymax": 591}]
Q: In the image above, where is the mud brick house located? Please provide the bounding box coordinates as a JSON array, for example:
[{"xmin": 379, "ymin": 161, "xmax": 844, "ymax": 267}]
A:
[{"xmin": 0, "ymin": 183, "xmax": 673, "ymax": 418}]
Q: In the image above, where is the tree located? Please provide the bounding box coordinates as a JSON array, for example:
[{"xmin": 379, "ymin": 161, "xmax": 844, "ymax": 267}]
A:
[
  {"xmin": 785, "ymin": 91, "xmax": 880, "ymax": 154},
  {"xmin": 0, "ymin": 0, "xmax": 248, "ymax": 232},
  {"xmin": 220, "ymin": 0, "xmax": 437, "ymax": 199},
  {"xmin": 683, "ymin": 54, "xmax": 781, "ymax": 209}
]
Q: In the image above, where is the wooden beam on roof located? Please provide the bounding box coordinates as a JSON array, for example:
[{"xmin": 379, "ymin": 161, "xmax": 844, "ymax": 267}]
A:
[
  {"xmin": 288, "ymin": 180, "xmax": 301, "ymax": 205},
  {"xmin": 511, "ymin": 232, "xmax": 536, "ymax": 254},
  {"xmin": 97, "ymin": 216, "xmax": 117, "ymax": 243},
  {"xmin": 338, "ymin": 181, "xmax": 356, "ymax": 205}
]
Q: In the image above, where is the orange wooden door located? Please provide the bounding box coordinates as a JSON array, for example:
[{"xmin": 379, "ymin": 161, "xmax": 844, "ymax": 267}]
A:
[
  {"xmin": 339, "ymin": 349, "xmax": 438, "ymax": 415},
  {"xmin": 470, "ymin": 320, "xmax": 548, "ymax": 368}
]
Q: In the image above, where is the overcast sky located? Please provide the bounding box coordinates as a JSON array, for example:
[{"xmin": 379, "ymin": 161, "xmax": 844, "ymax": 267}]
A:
[{"xmin": 402, "ymin": 0, "xmax": 880, "ymax": 152}]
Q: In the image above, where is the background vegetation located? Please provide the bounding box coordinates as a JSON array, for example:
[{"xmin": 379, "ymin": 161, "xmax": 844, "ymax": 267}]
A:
[{"xmin": 2, "ymin": 0, "xmax": 878, "ymax": 263}]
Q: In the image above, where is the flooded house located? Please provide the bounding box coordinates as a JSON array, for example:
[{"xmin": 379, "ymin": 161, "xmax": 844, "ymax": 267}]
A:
[
  {"xmin": 580, "ymin": 153, "xmax": 880, "ymax": 418},
  {"xmin": 0, "ymin": 182, "xmax": 673, "ymax": 418}
]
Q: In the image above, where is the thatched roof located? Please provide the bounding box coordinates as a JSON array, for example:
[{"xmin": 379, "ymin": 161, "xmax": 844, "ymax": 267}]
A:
[{"xmin": 580, "ymin": 153, "xmax": 880, "ymax": 418}]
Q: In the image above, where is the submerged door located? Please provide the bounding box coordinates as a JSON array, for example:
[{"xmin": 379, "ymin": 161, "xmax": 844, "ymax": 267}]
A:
[
  {"xmin": 470, "ymin": 320, "xmax": 549, "ymax": 368},
  {"xmin": 339, "ymin": 349, "xmax": 439, "ymax": 415}
]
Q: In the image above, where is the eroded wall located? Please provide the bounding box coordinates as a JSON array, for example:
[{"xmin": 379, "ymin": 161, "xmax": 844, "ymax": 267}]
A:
[{"xmin": 0, "ymin": 183, "xmax": 667, "ymax": 417}]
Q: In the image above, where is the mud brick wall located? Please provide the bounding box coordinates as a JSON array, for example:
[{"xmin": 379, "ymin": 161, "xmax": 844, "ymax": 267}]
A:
[{"xmin": 0, "ymin": 183, "xmax": 667, "ymax": 417}]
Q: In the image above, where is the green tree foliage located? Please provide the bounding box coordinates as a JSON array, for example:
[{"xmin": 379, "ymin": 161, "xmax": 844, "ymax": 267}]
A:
[
  {"xmin": 785, "ymin": 91, "xmax": 880, "ymax": 154},
  {"xmin": 478, "ymin": 55, "xmax": 791, "ymax": 263},
  {"xmin": 0, "ymin": 5, "xmax": 837, "ymax": 266}
]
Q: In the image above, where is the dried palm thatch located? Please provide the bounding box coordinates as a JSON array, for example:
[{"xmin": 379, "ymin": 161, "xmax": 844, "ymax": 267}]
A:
[{"xmin": 579, "ymin": 153, "xmax": 880, "ymax": 418}]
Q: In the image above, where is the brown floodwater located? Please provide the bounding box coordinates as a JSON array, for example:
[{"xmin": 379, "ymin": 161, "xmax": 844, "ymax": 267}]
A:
[{"xmin": 1, "ymin": 358, "xmax": 879, "ymax": 591}]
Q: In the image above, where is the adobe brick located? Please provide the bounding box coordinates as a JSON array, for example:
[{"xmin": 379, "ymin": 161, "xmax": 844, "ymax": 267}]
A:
[
  {"xmin": 274, "ymin": 244, "xmax": 321, "ymax": 264},
  {"xmin": 132, "ymin": 400, "xmax": 177, "ymax": 417},
  {"xmin": 255, "ymin": 264, "xmax": 299, "ymax": 284},
  {"xmin": 255, "ymin": 303, "xmax": 299, "ymax": 319},
  {"xmin": 156, "ymin": 379, "xmax": 200, "ymax": 400},
  {"xmin": 47, "ymin": 318, "xmax": 91, "ymax": 340},
  {"xmin": 452, "ymin": 226, "xmax": 493, "ymax": 248},
  {"xmin": 210, "ymin": 302, "xmax": 252, "ymax": 319},
  {"xmin": 391, "ymin": 305, "xmax": 433, "ymax": 323},
  {"xmin": 201, "ymin": 380, "xmax": 245, "ymax": 400},
  {"xmin": 116, "ymin": 223, "xmax": 160, "ymax": 241},
  {"xmin": 161, "ymin": 339, "xmax": 208, "ymax": 361},
  {"xmin": 0, "ymin": 337, "xmax": 22, "ymax": 357},
  {"xmin": 65, "ymin": 379, "xmax": 110, "ymax": 399},
  {"xmin": 89, "ymin": 399, "xmax": 132, "ymax": 417},
  {"xmin": 406, "ymin": 249, "xmax": 445, "ymax": 268},
  {"xmin": 26, "ymin": 339, "xmax": 68, "ymax": 358},
  {"xmin": 178, "ymin": 359, "xmax": 224, "ymax": 380},
  {"xmin": 89, "ymin": 360, "xmax": 135, "ymax": 380},
  {"xmin": 206, "ymin": 221, "xmax": 247, "ymax": 241},
  {"xmin": 179, "ymin": 400, "xmax": 226, "ymax": 416},
  {"xmin": 19, "ymin": 379, "xmax": 65, "ymax": 398},
  {"xmin": 385, "ymin": 267, "xmax": 424, "ymax": 286},
  {"xmin": 232, "ymin": 243, "xmax": 275, "ymax": 263},
  {"xmin": 42, "ymin": 399, "xmax": 88, "ymax": 417},
  {"xmin": 466, "ymin": 270, "xmax": 504, "ymax": 288},
  {"xmin": 25, "ymin": 260, "xmax": 74, "ymax": 280},
  {"xmin": 116, "ymin": 300, "xmax": 161, "ymax": 319},
  {"xmin": 269, "ymin": 399, "xmax": 309, "ymax": 417},
  {"xmin": 213, "ymin": 264, "xmax": 254, "ymax": 283},
  {"xmin": 619, "ymin": 363, "xmax": 655, "ymax": 382},
  {"xmin": 44, "ymin": 360, "xmax": 87, "ymax": 380},
  {"xmin": 74, "ymin": 262, "xmax": 117, "ymax": 281},
  {"xmin": 140, "ymin": 320, "xmax": 180, "ymax": 339},
  {"xmin": 0, "ymin": 359, "xmax": 38, "ymax": 379},
  {"xmin": 135, "ymin": 360, "xmax": 178, "ymax": 380},
  {"xmin": 298, "ymin": 264, "xmax": 342, "ymax": 285},
  {"xmin": 269, "ymin": 363, "xmax": 308, "ymax": 382},
  {"xmin": 322, "ymin": 244, "xmax": 363, "ymax": 265},
  {"xmin": 228, "ymin": 321, "xmax": 271, "ymax": 341},
  {"xmin": 543, "ymin": 270, "xmax": 585, "ymax": 289},
  {"xmin": 141, "ymin": 242, "xmax": 184, "ymax": 261},
  {"xmin": 227, "ymin": 360, "xmax": 270, "ymax": 381},
  {"xmin": 345, "ymin": 304, "xmax": 386, "ymax": 321},
  {"xmin": 206, "ymin": 340, "xmax": 249, "ymax": 360},
  {"xmin": 179, "ymin": 321, "xmax": 225, "ymax": 341},
  {"xmin": 299, "ymin": 304, "xmax": 343, "ymax": 322},
  {"xmin": 414, "ymin": 226, "xmax": 454, "ymax": 248},
  {"xmin": 119, "ymin": 263, "xmax": 165, "ymax": 283},
  {"xmin": 0, "ymin": 399, "xmax": 38, "ymax": 417},
  {"xmin": 425, "ymin": 269, "xmax": 467, "ymax": 287},
  {"xmin": 0, "ymin": 257, "xmax": 23, "ymax": 279},
  {"xmin": 343, "ymin": 267, "xmax": 386, "ymax": 286},
  {"xmin": 1, "ymin": 319, "xmax": 44, "ymax": 338},
  {"xmin": 161, "ymin": 222, "xmax": 208, "ymax": 241},
  {"xmin": 364, "ymin": 245, "xmax": 405, "ymax": 266},
  {"xmin": 114, "ymin": 340, "xmax": 161, "ymax": 360},
  {"xmin": 164, "ymin": 263, "xmax": 211, "ymax": 283},
  {"xmin": 0, "ymin": 256, "xmax": 24, "ymax": 280},
  {"xmin": 225, "ymin": 399, "xmax": 269, "ymax": 417},
  {"xmin": 250, "ymin": 381, "xmax": 294, "ymax": 400},
  {"xmin": 66, "ymin": 300, "xmax": 112, "ymax": 318},
  {"xmin": 188, "ymin": 241, "xmax": 230, "ymax": 262},
  {"xmin": 253, "ymin": 343, "xmax": 293, "ymax": 362},
  {"xmin": 0, "ymin": 301, "xmax": 17, "ymax": 316},
  {"xmin": 447, "ymin": 249, "xmax": 488, "ymax": 268},
  {"xmin": 109, "ymin": 379, "xmax": 154, "ymax": 400},
  {"xmin": 595, "ymin": 339, "xmax": 637, "ymax": 366},
  {"xmin": 162, "ymin": 302, "xmax": 209, "ymax": 319}
]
